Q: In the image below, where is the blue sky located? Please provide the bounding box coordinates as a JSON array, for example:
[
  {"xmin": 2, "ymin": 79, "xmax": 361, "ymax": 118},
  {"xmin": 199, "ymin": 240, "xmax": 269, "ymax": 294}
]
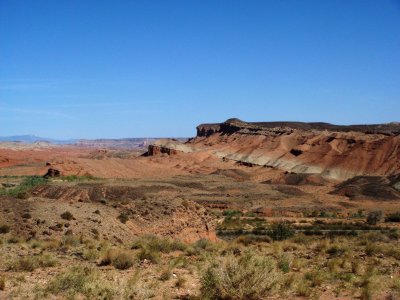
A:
[{"xmin": 1, "ymin": 0, "xmax": 399, "ymax": 138}]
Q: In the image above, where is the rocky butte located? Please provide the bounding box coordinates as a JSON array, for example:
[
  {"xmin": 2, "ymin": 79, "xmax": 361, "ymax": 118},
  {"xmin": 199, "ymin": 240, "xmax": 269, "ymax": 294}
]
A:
[{"xmin": 148, "ymin": 118, "xmax": 400, "ymax": 180}]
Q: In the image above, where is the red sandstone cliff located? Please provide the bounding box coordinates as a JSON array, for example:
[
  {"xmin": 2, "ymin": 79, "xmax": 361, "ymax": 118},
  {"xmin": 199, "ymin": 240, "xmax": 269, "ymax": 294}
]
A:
[{"xmin": 149, "ymin": 119, "xmax": 400, "ymax": 180}]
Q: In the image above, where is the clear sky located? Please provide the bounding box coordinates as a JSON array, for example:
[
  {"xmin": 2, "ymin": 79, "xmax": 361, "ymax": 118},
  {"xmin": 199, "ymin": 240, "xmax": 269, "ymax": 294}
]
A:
[{"xmin": 1, "ymin": 0, "xmax": 399, "ymax": 139}]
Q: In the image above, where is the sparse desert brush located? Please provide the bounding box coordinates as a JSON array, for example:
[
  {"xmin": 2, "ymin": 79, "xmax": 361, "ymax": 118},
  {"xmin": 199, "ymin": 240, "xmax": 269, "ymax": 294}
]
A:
[
  {"xmin": 351, "ymin": 260, "xmax": 362, "ymax": 275},
  {"xmin": 159, "ymin": 267, "xmax": 171, "ymax": 281},
  {"xmin": 132, "ymin": 234, "xmax": 186, "ymax": 253},
  {"xmin": 326, "ymin": 244, "xmax": 347, "ymax": 257},
  {"xmin": 359, "ymin": 273, "xmax": 378, "ymax": 300},
  {"xmin": 8, "ymin": 254, "xmax": 57, "ymax": 272},
  {"xmin": 136, "ymin": 247, "xmax": 160, "ymax": 263},
  {"xmin": 387, "ymin": 228, "xmax": 400, "ymax": 240},
  {"xmin": 283, "ymin": 272, "xmax": 298, "ymax": 289},
  {"xmin": 100, "ymin": 249, "xmax": 135, "ymax": 269},
  {"xmin": 111, "ymin": 251, "xmax": 135, "ymax": 270},
  {"xmin": 290, "ymin": 233, "xmax": 308, "ymax": 245},
  {"xmin": 185, "ymin": 245, "xmax": 200, "ymax": 256},
  {"xmin": 123, "ymin": 271, "xmax": 157, "ymax": 300},
  {"xmin": 295, "ymin": 281, "xmax": 312, "ymax": 297},
  {"xmin": 40, "ymin": 239, "xmax": 59, "ymax": 250},
  {"xmin": 45, "ymin": 266, "xmax": 114, "ymax": 300},
  {"xmin": 0, "ymin": 224, "xmax": 10, "ymax": 234},
  {"xmin": 169, "ymin": 255, "xmax": 190, "ymax": 269},
  {"xmin": 200, "ymin": 251, "xmax": 281, "ymax": 300},
  {"xmin": 60, "ymin": 235, "xmax": 81, "ymax": 248},
  {"xmin": 314, "ymin": 238, "xmax": 330, "ymax": 252},
  {"xmin": 363, "ymin": 231, "xmax": 389, "ymax": 243},
  {"xmin": 83, "ymin": 248, "xmax": 100, "ymax": 262},
  {"xmin": 365, "ymin": 243, "xmax": 381, "ymax": 256},
  {"xmin": 234, "ymin": 234, "xmax": 272, "ymax": 246},
  {"xmin": 175, "ymin": 275, "xmax": 186, "ymax": 288},
  {"xmin": 7, "ymin": 235, "xmax": 22, "ymax": 244},
  {"xmin": 29, "ymin": 239, "xmax": 43, "ymax": 249},
  {"xmin": 281, "ymin": 240, "xmax": 299, "ymax": 251},
  {"xmin": 384, "ymin": 246, "xmax": 400, "ymax": 260},
  {"xmin": 327, "ymin": 258, "xmax": 341, "ymax": 273},
  {"xmin": 269, "ymin": 222, "xmax": 295, "ymax": 241},
  {"xmin": 291, "ymin": 257, "xmax": 306, "ymax": 270},
  {"xmin": 277, "ymin": 253, "xmax": 291, "ymax": 273},
  {"xmin": 304, "ymin": 269, "xmax": 325, "ymax": 287},
  {"xmin": 193, "ymin": 238, "xmax": 217, "ymax": 252},
  {"xmin": 60, "ymin": 211, "xmax": 74, "ymax": 221}
]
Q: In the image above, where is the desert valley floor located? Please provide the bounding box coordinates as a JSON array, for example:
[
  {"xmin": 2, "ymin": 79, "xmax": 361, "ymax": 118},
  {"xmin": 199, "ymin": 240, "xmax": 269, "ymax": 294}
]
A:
[{"xmin": 0, "ymin": 119, "xmax": 400, "ymax": 299}]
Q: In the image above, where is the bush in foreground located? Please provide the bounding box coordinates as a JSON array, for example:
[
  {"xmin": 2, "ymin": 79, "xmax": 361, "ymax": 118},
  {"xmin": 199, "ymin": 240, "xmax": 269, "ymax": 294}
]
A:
[
  {"xmin": 100, "ymin": 249, "xmax": 135, "ymax": 270},
  {"xmin": 45, "ymin": 266, "xmax": 113, "ymax": 299},
  {"xmin": 201, "ymin": 251, "xmax": 280, "ymax": 299}
]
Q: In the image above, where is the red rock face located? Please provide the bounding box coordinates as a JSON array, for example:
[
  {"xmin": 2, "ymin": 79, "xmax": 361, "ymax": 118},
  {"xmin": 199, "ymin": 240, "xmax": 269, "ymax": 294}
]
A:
[
  {"xmin": 192, "ymin": 119, "xmax": 400, "ymax": 180},
  {"xmin": 147, "ymin": 145, "xmax": 178, "ymax": 156}
]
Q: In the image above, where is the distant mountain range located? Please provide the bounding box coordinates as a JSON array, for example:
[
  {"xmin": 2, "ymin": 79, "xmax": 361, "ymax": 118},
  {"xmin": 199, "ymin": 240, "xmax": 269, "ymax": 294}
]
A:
[
  {"xmin": 0, "ymin": 135, "xmax": 187, "ymax": 149},
  {"xmin": 0, "ymin": 135, "xmax": 77, "ymax": 144}
]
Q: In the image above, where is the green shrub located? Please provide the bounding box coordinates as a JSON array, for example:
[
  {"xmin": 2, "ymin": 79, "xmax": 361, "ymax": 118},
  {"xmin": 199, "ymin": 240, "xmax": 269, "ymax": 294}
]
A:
[
  {"xmin": 0, "ymin": 176, "xmax": 47, "ymax": 198},
  {"xmin": 200, "ymin": 251, "xmax": 280, "ymax": 299},
  {"xmin": 269, "ymin": 222, "xmax": 295, "ymax": 241},
  {"xmin": 277, "ymin": 254, "xmax": 291, "ymax": 273},
  {"xmin": 222, "ymin": 210, "xmax": 242, "ymax": 217},
  {"xmin": 385, "ymin": 212, "xmax": 400, "ymax": 223},
  {"xmin": 100, "ymin": 249, "xmax": 134, "ymax": 269}
]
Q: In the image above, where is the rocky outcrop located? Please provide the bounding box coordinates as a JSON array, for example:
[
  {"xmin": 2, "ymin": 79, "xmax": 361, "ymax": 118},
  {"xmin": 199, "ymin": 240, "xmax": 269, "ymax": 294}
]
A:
[
  {"xmin": 147, "ymin": 119, "xmax": 400, "ymax": 180},
  {"xmin": 194, "ymin": 119, "xmax": 400, "ymax": 180},
  {"xmin": 331, "ymin": 174, "xmax": 400, "ymax": 200},
  {"xmin": 146, "ymin": 139, "xmax": 195, "ymax": 156},
  {"xmin": 147, "ymin": 145, "xmax": 179, "ymax": 156},
  {"xmin": 197, "ymin": 118, "xmax": 400, "ymax": 137}
]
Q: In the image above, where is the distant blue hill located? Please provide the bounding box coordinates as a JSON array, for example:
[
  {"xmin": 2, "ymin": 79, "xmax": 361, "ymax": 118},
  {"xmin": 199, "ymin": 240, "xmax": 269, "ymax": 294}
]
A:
[{"xmin": 0, "ymin": 135, "xmax": 77, "ymax": 144}]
